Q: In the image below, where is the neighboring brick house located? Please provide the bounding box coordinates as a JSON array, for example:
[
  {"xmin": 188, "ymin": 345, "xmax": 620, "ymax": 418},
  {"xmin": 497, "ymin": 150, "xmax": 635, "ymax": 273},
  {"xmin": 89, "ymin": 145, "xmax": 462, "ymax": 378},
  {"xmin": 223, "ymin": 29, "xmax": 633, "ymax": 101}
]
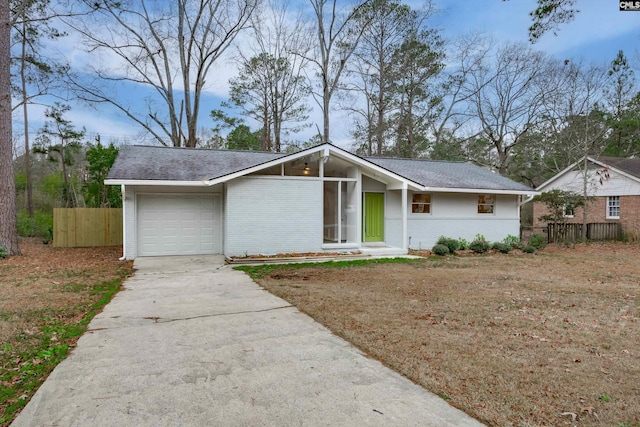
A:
[{"xmin": 532, "ymin": 157, "xmax": 640, "ymax": 240}]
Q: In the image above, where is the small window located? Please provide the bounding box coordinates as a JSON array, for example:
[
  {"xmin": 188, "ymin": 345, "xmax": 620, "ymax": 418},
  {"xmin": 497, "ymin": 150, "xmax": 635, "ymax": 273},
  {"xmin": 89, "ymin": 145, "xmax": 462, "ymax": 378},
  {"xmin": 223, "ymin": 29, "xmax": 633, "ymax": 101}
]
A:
[
  {"xmin": 563, "ymin": 203, "xmax": 575, "ymax": 218},
  {"xmin": 607, "ymin": 196, "xmax": 620, "ymax": 218},
  {"xmin": 477, "ymin": 194, "xmax": 495, "ymax": 214},
  {"xmin": 412, "ymin": 194, "xmax": 431, "ymax": 213}
]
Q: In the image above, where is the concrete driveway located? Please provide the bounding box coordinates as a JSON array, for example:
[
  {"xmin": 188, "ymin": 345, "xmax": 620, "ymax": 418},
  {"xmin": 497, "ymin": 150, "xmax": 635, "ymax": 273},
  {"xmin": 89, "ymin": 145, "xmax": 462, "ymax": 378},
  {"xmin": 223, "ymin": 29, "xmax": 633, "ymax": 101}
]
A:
[{"xmin": 13, "ymin": 256, "xmax": 483, "ymax": 427}]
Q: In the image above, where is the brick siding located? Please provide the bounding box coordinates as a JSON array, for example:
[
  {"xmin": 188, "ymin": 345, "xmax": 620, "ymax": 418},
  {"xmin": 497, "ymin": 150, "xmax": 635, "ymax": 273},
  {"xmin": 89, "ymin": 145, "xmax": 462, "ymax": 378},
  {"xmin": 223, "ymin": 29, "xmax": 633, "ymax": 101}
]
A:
[{"xmin": 532, "ymin": 195, "xmax": 640, "ymax": 240}]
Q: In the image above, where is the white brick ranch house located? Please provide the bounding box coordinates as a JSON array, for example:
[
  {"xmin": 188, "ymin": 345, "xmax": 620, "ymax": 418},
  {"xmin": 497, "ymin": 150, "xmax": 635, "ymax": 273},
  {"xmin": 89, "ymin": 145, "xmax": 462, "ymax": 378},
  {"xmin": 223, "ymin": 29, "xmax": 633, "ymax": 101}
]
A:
[{"xmin": 105, "ymin": 143, "xmax": 538, "ymax": 259}]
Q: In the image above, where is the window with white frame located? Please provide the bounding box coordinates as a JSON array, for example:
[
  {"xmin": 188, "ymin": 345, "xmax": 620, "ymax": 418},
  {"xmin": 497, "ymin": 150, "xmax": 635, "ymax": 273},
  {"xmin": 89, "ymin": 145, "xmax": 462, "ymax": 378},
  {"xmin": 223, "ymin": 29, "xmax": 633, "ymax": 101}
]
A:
[
  {"xmin": 411, "ymin": 194, "xmax": 431, "ymax": 213},
  {"xmin": 563, "ymin": 203, "xmax": 575, "ymax": 218},
  {"xmin": 607, "ymin": 196, "xmax": 620, "ymax": 218},
  {"xmin": 477, "ymin": 194, "xmax": 495, "ymax": 214}
]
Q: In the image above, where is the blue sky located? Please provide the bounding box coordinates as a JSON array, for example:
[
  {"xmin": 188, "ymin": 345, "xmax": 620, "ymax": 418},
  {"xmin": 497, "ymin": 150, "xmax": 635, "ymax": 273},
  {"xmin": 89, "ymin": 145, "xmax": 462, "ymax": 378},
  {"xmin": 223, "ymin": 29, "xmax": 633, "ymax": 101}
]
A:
[{"xmin": 13, "ymin": 0, "xmax": 640, "ymax": 152}]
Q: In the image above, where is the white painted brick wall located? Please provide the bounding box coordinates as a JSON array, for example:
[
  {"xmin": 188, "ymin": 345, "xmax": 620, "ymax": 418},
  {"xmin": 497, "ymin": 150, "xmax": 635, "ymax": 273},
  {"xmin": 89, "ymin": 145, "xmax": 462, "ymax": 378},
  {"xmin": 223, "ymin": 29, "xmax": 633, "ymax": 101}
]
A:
[
  {"xmin": 405, "ymin": 192, "xmax": 521, "ymax": 249},
  {"xmin": 408, "ymin": 218, "xmax": 521, "ymax": 250},
  {"xmin": 224, "ymin": 177, "xmax": 323, "ymax": 257}
]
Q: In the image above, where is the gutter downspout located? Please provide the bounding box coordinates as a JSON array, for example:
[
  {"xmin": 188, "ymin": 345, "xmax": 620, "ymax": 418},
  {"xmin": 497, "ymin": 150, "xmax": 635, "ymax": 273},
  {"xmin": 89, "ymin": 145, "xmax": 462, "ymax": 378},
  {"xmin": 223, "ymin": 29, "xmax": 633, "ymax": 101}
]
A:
[
  {"xmin": 519, "ymin": 194, "xmax": 535, "ymax": 207},
  {"xmin": 119, "ymin": 184, "xmax": 126, "ymax": 261}
]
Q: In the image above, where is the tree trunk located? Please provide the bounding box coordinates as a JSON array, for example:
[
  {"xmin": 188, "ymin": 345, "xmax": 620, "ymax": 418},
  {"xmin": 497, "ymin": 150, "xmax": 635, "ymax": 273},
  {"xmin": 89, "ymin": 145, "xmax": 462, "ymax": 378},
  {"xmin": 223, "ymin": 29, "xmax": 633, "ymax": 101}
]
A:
[
  {"xmin": 323, "ymin": 85, "xmax": 330, "ymax": 144},
  {"xmin": 581, "ymin": 156, "xmax": 588, "ymax": 242},
  {"xmin": 21, "ymin": 16, "xmax": 33, "ymax": 217},
  {"xmin": 59, "ymin": 138, "xmax": 72, "ymax": 208},
  {"xmin": 0, "ymin": 0, "xmax": 20, "ymax": 255},
  {"xmin": 261, "ymin": 107, "xmax": 270, "ymax": 151}
]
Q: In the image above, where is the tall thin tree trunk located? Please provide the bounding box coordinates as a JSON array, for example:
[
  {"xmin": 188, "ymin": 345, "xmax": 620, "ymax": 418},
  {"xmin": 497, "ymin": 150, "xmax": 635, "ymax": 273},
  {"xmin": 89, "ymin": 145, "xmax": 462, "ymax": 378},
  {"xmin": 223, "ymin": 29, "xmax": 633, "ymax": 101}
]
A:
[
  {"xmin": 0, "ymin": 0, "xmax": 20, "ymax": 255},
  {"xmin": 581, "ymin": 154, "xmax": 588, "ymax": 242},
  {"xmin": 323, "ymin": 89, "xmax": 330, "ymax": 144},
  {"xmin": 21, "ymin": 16, "xmax": 33, "ymax": 217},
  {"xmin": 59, "ymin": 138, "xmax": 72, "ymax": 208}
]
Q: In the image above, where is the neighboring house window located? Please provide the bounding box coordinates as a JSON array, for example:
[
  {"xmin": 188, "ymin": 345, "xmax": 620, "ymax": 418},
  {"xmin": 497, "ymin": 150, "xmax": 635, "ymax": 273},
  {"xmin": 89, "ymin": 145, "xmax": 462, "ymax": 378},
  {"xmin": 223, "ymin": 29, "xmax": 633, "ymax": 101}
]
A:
[
  {"xmin": 607, "ymin": 196, "xmax": 620, "ymax": 219},
  {"xmin": 477, "ymin": 194, "xmax": 495, "ymax": 214},
  {"xmin": 563, "ymin": 203, "xmax": 575, "ymax": 218},
  {"xmin": 412, "ymin": 194, "xmax": 431, "ymax": 213}
]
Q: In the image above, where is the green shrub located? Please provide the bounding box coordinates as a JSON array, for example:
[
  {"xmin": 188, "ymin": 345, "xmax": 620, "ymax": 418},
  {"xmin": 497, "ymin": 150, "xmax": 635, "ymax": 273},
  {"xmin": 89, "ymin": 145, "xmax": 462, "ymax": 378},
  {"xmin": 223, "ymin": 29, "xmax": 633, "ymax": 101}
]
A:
[
  {"xmin": 432, "ymin": 244, "xmax": 450, "ymax": 256},
  {"xmin": 474, "ymin": 233, "xmax": 487, "ymax": 242},
  {"xmin": 469, "ymin": 239, "xmax": 491, "ymax": 253},
  {"xmin": 457, "ymin": 238, "xmax": 469, "ymax": 250},
  {"xmin": 529, "ymin": 235, "xmax": 547, "ymax": 250},
  {"xmin": 17, "ymin": 210, "xmax": 53, "ymax": 242},
  {"xmin": 492, "ymin": 242, "xmax": 512, "ymax": 253},
  {"xmin": 436, "ymin": 236, "xmax": 460, "ymax": 252},
  {"xmin": 502, "ymin": 234, "xmax": 522, "ymax": 249},
  {"xmin": 522, "ymin": 245, "xmax": 536, "ymax": 253},
  {"xmin": 0, "ymin": 244, "xmax": 7, "ymax": 259}
]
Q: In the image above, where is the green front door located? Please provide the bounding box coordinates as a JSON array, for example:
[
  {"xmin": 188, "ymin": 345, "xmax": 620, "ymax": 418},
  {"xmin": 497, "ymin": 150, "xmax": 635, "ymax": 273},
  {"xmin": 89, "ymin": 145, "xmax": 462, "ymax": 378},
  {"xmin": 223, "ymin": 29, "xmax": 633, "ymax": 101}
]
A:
[{"xmin": 363, "ymin": 193, "xmax": 384, "ymax": 242}]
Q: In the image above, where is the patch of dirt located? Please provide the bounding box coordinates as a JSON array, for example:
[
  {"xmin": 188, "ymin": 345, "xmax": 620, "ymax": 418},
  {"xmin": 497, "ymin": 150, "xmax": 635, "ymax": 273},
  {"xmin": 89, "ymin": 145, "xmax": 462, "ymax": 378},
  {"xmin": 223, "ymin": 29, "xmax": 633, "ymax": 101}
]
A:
[
  {"xmin": 0, "ymin": 241, "xmax": 133, "ymax": 425},
  {"xmin": 0, "ymin": 243, "xmax": 131, "ymax": 315},
  {"xmin": 255, "ymin": 242, "xmax": 640, "ymax": 427}
]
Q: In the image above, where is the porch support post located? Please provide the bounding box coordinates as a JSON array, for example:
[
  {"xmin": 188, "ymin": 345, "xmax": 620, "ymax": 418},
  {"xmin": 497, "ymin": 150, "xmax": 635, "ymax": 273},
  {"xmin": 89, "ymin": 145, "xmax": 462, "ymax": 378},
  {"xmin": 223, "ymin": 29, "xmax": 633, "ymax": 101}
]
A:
[
  {"xmin": 356, "ymin": 167, "xmax": 362, "ymax": 244},
  {"xmin": 401, "ymin": 183, "xmax": 408, "ymax": 251}
]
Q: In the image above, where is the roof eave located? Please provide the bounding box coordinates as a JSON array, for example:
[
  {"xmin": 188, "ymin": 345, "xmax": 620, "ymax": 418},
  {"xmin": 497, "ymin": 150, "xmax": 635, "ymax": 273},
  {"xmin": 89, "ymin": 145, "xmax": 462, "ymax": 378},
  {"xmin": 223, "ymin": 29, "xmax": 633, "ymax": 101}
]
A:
[
  {"xmin": 203, "ymin": 143, "xmax": 421, "ymax": 188},
  {"xmin": 537, "ymin": 156, "xmax": 640, "ymax": 192},
  {"xmin": 588, "ymin": 156, "xmax": 640, "ymax": 184},
  {"xmin": 536, "ymin": 158, "xmax": 583, "ymax": 191},
  {"xmin": 105, "ymin": 179, "xmax": 212, "ymax": 187},
  {"xmin": 425, "ymin": 186, "xmax": 539, "ymax": 196}
]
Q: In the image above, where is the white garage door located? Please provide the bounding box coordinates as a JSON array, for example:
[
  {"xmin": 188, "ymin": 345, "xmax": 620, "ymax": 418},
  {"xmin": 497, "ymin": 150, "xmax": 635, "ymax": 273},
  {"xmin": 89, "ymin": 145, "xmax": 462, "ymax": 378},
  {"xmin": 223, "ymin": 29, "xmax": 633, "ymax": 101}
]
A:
[{"xmin": 137, "ymin": 194, "xmax": 221, "ymax": 256}]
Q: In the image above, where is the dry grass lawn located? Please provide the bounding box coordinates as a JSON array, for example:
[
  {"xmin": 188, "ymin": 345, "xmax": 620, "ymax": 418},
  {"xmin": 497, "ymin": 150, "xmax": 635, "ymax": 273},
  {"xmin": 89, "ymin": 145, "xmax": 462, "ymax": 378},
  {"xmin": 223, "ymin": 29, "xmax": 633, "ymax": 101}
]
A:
[
  {"xmin": 250, "ymin": 243, "xmax": 640, "ymax": 427},
  {"xmin": 0, "ymin": 241, "xmax": 133, "ymax": 425}
]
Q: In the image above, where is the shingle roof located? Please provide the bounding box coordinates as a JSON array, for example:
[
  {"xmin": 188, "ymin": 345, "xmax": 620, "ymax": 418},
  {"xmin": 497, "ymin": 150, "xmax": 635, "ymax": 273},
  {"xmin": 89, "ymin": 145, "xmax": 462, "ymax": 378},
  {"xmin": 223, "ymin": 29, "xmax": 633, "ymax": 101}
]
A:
[
  {"xmin": 108, "ymin": 144, "xmax": 534, "ymax": 192},
  {"xmin": 365, "ymin": 157, "xmax": 534, "ymax": 192},
  {"xmin": 594, "ymin": 156, "xmax": 640, "ymax": 179},
  {"xmin": 108, "ymin": 145, "xmax": 287, "ymax": 181}
]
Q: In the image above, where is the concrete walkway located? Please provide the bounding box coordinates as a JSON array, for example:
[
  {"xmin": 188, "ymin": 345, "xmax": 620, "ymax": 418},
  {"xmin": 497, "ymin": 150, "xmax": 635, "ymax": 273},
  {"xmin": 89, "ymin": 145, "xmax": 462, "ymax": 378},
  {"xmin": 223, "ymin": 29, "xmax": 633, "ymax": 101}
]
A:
[{"xmin": 13, "ymin": 256, "xmax": 483, "ymax": 427}]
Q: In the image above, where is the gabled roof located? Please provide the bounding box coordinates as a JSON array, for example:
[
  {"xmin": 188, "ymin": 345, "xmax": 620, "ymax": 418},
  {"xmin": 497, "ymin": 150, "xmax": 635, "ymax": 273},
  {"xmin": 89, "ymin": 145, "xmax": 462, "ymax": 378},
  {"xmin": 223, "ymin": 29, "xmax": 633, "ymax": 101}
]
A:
[
  {"xmin": 537, "ymin": 156, "xmax": 640, "ymax": 191},
  {"xmin": 107, "ymin": 143, "xmax": 536, "ymax": 194},
  {"xmin": 107, "ymin": 145, "xmax": 287, "ymax": 181},
  {"xmin": 593, "ymin": 156, "xmax": 640, "ymax": 179},
  {"xmin": 365, "ymin": 157, "xmax": 534, "ymax": 192}
]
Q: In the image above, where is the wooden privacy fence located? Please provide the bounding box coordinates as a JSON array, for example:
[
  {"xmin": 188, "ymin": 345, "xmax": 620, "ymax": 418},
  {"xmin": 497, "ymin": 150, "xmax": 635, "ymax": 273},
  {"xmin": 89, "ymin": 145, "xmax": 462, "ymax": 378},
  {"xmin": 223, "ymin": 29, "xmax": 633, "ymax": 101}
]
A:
[
  {"xmin": 54, "ymin": 208, "xmax": 123, "ymax": 247},
  {"xmin": 547, "ymin": 222, "xmax": 623, "ymax": 243}
]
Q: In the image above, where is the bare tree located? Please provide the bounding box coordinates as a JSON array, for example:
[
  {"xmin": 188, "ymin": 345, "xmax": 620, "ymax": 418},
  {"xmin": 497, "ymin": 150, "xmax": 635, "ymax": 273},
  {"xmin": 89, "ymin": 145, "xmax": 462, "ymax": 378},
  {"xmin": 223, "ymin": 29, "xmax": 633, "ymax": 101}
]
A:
[
  {"xmin": 66, "ymin": 0, "xmax": 259, "ymax": 147},
  {"xmin": 540, "ymin": 60, "xmax": 608, "ymax": 240},
  {"xmin": 429, "ymin": 33, "xmax": 491, "ymax": 152},
  {"xmin": 0, "ymin": 0, "xmax": 19, "ymax": 255},
  {"xmin": 226, "ymin": 0, "xmax": 311, "ymax": 152},
  {"xmin": 466, "ymin": 42, "xmax": 555, "ymax": 174},
  {"xmin": 308, "ymin": 0, "xmax": 371, "ymax": 144}
]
